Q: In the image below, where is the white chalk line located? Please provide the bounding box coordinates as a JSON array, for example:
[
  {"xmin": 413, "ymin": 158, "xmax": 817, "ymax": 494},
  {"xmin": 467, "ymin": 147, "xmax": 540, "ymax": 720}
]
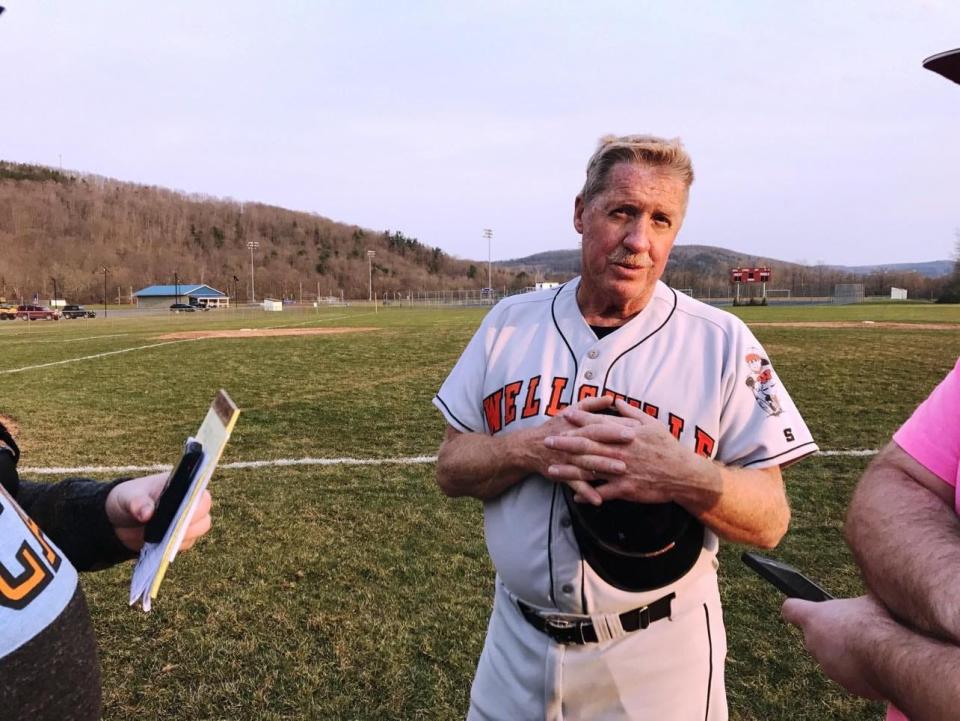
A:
[
  {"xmin": 2, "ymin": 333, "xmax": 132, "ymax": 345},
  {"xmin": 0, "ymin": 311, "xmax": 385, "ymax": 374},
  {"xmin": 817, "ymin": 449, "xmax": 879, "ymax": 457},
  {"xmin": 21, "ymin": 450, "xmax": 878, "ymax": 475},
  {"xmin": 0, "ymin": 338, "xmax": 202, "ymax": 375}
]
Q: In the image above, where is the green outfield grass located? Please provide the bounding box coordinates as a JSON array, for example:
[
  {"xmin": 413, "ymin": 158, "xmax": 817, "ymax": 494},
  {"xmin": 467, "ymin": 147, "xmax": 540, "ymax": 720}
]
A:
[{"xmin": 2, "ymin": 301, "xmax": 959, "ymax": 720}]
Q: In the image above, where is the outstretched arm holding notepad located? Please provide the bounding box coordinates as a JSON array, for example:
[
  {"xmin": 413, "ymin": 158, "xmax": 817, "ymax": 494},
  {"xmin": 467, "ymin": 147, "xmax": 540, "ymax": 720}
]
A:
[{"xmin": 0, "ymin": 391, "xmax": 236, "ymax": 719}]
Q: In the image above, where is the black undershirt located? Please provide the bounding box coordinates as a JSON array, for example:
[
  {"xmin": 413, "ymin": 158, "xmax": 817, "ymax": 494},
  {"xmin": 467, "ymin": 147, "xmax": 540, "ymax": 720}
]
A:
[{"xmin": 590, "ymin": 324, "xmax": 621, "ymax": 340}]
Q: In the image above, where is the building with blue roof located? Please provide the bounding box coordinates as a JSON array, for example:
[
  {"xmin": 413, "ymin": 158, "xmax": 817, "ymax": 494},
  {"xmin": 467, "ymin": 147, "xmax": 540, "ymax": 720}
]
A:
[{"xmin": 133, "ymin": 283, "xmax": 229, "ymax": 309}]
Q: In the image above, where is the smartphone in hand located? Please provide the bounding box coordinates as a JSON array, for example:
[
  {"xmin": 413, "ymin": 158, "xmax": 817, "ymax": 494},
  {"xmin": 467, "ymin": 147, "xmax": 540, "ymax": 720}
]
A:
[
  {"xmin": 742, "ymin": 551, "xmax": 833, "ymax": 602},
  {"xmin": 143, "ymin": 440, "xmax": 204, "ymax": 544}
]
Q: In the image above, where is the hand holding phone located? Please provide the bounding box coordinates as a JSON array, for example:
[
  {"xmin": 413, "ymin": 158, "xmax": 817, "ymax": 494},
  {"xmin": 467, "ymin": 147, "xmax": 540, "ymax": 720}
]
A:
[
  {"xmin": 143, "ymin": 440, "xmax": 204, "ymax": 544},
  {"xmin": 742, "ymin": 551, "xmax": 833, "ymax": 602}
]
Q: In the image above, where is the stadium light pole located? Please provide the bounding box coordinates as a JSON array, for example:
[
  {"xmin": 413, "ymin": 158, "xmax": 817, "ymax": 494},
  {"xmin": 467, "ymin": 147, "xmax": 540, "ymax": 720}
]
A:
[
  {"xmin": 367, "ymin": 250, "xmax": 376, "ymax": 302},
  {"xmin": 483, "ymin": 228, "xmax": 493, "ymax": 295},
  {"xmin": 100, "ymin": 267, "xmax": 108, "ymax": 318},
  {"xmin": 247, "ymin": 241, "xmax": 259, "ymax": 303}
]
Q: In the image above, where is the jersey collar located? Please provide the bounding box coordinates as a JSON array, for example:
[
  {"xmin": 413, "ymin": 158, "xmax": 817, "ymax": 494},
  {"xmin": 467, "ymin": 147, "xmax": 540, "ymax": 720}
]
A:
[{"xmin": 553, "ymin": 278, "xmax": 676, "ymax": 356}]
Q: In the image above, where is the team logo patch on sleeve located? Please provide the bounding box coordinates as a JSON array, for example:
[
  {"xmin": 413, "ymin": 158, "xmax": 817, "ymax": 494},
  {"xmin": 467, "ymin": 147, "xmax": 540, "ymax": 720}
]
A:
[{"xmin": 744, "ymin": 349, "xmax": 783, "ymax": 417}]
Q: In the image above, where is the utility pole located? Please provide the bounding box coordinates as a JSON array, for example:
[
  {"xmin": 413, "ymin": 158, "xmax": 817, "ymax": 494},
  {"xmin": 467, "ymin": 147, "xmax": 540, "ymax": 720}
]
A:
[
  {"xmin": 100, "ymin": 267, "xmax": 108, "ymax": 318},
  {"xmin": 174, "ymin": 271, "xmax": 180, "ymax": 304},
  {"xmin": 247, "ymin": 241, "xmax": 260, "ymax": 302},
  {"xmin": 483, "ymin": 228, "xmax": 493, "ymax": 297},
  {"xmin": 50, "ymin": 276, "xmax": 59, "ymax": 305},
  {"xmin": 367, "ymin": 250, "xmax": 376, "ymax": 302}
]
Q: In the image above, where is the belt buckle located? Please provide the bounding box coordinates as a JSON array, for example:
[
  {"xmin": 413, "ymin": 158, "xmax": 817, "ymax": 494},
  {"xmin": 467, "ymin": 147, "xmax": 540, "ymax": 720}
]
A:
[
  {"xmin": 637, "ymin": 604, "xmax": 651, "ymax": 630},
  {"xmin": 544, "ymin": 614, "xmax": 576, "ymax": 631},
  {"xmin": 544, "ymin": 615, "xmax": 584, "ymax": 645}
]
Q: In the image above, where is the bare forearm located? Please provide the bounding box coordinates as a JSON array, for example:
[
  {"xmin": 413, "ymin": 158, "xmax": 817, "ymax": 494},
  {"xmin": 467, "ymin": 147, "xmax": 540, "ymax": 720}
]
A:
[
  {"xmin": 855, "ymin": 617, "xmax": 960, "ymax": 721},
  {"xmin": 846, "ymin": 449, "xmax": 960, "ymax": 642},
  {"xmin": 694, "ymin": 462, "xmax": 789, "ymax": 548},
  {"xmin": 436, "ymin": 429, "xmax": 537, "ymax": 500}
]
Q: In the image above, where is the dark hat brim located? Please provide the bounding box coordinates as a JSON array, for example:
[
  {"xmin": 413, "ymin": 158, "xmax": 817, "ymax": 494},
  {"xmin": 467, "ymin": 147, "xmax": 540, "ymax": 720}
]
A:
[
  {"xmin": 562, "ymin": 487, "xmax": 705, "ymax": 593},
  {"xmin": 923, "ymin": 48, "xmax": 960, "ymax": 85}
]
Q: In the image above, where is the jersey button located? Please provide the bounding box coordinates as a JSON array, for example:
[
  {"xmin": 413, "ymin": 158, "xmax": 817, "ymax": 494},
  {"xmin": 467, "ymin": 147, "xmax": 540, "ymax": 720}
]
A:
[
  {"xmin": 584, "ymin": 370, "xmax": 594, "ymax": 380},
  {"xmin": 562, "ymin": 583, "xmax": 574, "ymax": 594},
  {"xmin": 587, "ymin": 350, "xmax": 599, "ymax": 359},
  {"xmin": 560, "ymin": 516, "xmax": 572, "ymax": 528}
]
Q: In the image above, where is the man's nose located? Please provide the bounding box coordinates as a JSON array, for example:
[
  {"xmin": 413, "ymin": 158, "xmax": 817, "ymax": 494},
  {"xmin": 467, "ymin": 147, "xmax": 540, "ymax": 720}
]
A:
[{"xmin": 622, "ymin": 220, "xmax": 651, "ymax": 253}]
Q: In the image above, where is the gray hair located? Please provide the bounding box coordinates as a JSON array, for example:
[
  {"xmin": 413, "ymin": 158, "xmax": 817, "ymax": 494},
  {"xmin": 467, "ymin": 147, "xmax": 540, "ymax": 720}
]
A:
[{"xmin": 581, "ymin": 134, "xmax": 694, "ymax": 202}]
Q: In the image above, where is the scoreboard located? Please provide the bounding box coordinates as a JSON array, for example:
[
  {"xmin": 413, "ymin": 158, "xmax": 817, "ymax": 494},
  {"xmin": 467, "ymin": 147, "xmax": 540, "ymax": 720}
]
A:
[{"xmin": 730, "ymin": 267, "xmax": 771, "ymax": 283}]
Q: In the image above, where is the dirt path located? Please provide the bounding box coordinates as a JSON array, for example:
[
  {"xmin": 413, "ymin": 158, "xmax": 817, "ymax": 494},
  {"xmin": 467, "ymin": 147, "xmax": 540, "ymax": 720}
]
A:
[{"xmin": 748, "ymin": 321, "xmax": 959, "ymax": 330}]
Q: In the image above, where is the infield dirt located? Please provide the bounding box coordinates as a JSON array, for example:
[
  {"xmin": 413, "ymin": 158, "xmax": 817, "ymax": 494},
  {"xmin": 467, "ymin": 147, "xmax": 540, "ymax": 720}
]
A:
[
  {"xmin": 749, "ymin": 321, "xmax": 959, "ymax": 330},
  {"xmin": 155, "ymin": 327, "xmax": 379, "ymax": 340}
]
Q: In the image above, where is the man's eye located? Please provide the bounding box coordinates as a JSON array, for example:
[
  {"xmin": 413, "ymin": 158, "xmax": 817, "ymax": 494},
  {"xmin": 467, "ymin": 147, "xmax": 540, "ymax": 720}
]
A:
[
  {"xmin": 652, "ymin": 214, "xmax": 672, "ymax": 228},
  {"xmin": 611, "ymin": 207, "xmax": 632, "ymax": 218}
]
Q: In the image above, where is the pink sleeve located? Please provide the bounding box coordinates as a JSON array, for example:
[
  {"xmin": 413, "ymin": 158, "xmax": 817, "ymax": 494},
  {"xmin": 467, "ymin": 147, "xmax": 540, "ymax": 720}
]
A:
[{"xmin": 892, "ymin": 357, "xmax": 960, "ymax": 488}]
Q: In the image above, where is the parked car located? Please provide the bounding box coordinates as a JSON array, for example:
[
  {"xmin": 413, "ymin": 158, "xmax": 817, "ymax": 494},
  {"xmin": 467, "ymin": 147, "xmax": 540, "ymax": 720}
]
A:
[
  {"xmin": 16, "ymin": 304, "xmax": 61, "ymax": 320},
  {"xmin": 0, "ymin": 304, "xmax": 17, "ymax": 320},
  {"xmin": 169, "ymin": 303, "xmax": 196, "ymax": 313},
  {"xmin": 61, "ymin": 304, "xmax": 96, "ymax": 319}
]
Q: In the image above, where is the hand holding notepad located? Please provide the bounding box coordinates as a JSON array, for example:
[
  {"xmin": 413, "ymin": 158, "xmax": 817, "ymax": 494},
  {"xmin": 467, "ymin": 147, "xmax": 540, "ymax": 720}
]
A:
[{"xmin": 129, "ymin": 390, "xmax": 239, "ymax": 612}]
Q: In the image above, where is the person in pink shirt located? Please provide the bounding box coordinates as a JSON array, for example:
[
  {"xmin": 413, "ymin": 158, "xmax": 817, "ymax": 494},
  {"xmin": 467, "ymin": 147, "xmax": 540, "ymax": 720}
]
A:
[{"xmin": 783, "ymin": 357, "xmax": 960, "ymax": 720}]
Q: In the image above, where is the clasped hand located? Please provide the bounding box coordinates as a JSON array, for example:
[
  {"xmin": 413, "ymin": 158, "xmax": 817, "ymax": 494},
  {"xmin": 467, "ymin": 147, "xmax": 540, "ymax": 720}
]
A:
[{"xmin": 540, "ymin": 397, "xmax": 721, "ymax": 511}]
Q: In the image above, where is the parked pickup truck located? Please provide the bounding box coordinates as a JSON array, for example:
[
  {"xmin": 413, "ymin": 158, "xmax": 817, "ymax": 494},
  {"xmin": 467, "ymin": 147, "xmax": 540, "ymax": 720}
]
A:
[
  {"xmin": 62, "ymin": 304, "xmax": 96, "ymax": 319},
  {"xmin": 16, "ymin": 304, "xmax": 61, "ymax": 320},
  {"xmin": 0, "ymin": 304, "xmax": 16, "ymax": 320}
]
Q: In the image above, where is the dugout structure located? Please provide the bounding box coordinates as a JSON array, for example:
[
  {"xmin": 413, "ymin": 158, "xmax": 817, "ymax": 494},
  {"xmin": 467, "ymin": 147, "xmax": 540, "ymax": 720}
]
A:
[{"xmin": 833, "ymin": 283, "xmax": 865, "ymax": 305}]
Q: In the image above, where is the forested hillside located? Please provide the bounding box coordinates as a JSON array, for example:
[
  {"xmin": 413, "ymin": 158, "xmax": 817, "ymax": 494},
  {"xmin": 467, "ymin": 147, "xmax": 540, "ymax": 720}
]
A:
[
  {"xmin": 3, "ymin": 160, "xmax": 954, "ymax": 304},
  {"xmin": 0, "ymin": 162, "xmax": 527, "ymax": 303}
]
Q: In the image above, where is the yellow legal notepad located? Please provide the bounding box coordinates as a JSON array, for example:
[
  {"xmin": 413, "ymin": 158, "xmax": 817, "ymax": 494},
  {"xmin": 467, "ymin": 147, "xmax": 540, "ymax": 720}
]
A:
[{"xmin": 129, "ymin": 390, "xmax": 239, "ymax": 612}]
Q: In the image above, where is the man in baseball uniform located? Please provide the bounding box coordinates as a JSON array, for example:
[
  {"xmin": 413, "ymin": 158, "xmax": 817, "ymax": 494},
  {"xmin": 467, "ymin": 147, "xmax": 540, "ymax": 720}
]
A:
[{"xmin": 433, "ymin": 134, "xmax": 817, "ymax": 720}]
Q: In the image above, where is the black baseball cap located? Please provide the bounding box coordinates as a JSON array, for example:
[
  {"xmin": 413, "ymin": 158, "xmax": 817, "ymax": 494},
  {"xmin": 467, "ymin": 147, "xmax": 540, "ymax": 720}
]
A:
[
  {"xmin": 923, "ymin": 48, "xmax": 960, "ymax": 85},
  {"xmin": 562, "ymin": 487, "xmax": 705, "ymax": 592}
]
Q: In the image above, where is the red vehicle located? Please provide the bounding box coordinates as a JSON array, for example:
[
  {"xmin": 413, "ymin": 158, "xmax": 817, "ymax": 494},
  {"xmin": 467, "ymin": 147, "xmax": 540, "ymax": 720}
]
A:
[{"xmin": 16, "ymin": 304, "xmax": 61, "ymax": 320}]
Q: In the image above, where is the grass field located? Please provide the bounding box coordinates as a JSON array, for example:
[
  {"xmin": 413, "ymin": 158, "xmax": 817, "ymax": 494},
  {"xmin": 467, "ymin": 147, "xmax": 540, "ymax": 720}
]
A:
[{"xmin": 3, "ymin": 301, "xmax": 960, "ymax": 720}]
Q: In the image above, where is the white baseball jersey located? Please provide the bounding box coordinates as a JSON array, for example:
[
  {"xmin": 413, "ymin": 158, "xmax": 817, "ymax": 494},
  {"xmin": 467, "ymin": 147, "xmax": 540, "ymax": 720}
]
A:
[{"xmin": 434, "ymin": 278, "xmax": 817, "ymax": 721}]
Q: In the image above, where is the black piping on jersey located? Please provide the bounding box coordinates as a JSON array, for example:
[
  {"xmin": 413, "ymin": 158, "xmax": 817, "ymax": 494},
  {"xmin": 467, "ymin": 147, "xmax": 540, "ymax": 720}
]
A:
[
  {"xmin": 547, "ymin": 484, "xmax": 557, "ymax": 606},
  {"xmin": 433, "ymin": 394, "xmax": 476, "ymax": 433},
  {"xmin": 548, "ymin": 282, "xmax": 578, "ymax": 611},
  {"xmin": 550, "ymin": 283, "xmax": 579, "ymax": 407},
  {"xmin": 601, "ymin": 286, "xmax": 679, "ymax": 392},
  {"xmin": 580, "ymin": 555, "xmax": 587, "ymax": 613},
  {"xmin": 739, "ymin": 442, "xmax": 818, "ymax": 468},
  {"xmin": 703, "ymin": 603, "xmax": 714, "ymax": 721}
]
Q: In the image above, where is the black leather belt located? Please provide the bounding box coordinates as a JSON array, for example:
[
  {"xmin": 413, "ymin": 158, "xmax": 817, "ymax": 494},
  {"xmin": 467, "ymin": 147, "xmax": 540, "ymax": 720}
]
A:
[{"xmin": 517, "ymin": 592, "xmax": 676, "ymax": 645}]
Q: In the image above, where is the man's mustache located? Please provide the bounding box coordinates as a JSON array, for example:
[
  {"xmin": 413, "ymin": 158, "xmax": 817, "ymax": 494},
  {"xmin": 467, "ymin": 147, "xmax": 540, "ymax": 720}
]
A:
[{"xmin": 606, "ymin": 248, "xmax": 654, "ymax": 268}]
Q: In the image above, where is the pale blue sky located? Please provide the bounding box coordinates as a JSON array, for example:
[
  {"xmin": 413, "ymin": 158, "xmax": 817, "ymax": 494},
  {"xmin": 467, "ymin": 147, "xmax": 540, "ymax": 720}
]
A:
[{"xmin": 1, "ymin": 1, "xmax": 958, "ymax": 265}]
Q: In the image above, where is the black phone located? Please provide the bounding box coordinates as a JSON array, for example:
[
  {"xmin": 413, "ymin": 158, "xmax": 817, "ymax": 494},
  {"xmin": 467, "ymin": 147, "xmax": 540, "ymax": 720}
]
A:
[
  {"xmin": 144, "ymin": 441, "xmax": 204, "ymax": 544},
  {"xmin": 741, "ymin": 551, "xmax": 833, "ymax": 602}
]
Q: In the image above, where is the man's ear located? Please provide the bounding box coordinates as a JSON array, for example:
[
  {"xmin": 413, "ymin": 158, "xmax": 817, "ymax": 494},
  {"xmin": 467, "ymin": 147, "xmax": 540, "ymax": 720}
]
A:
[{"xmin": 573, "ymin": 195, "xmax": 585, "ymax": 234}]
